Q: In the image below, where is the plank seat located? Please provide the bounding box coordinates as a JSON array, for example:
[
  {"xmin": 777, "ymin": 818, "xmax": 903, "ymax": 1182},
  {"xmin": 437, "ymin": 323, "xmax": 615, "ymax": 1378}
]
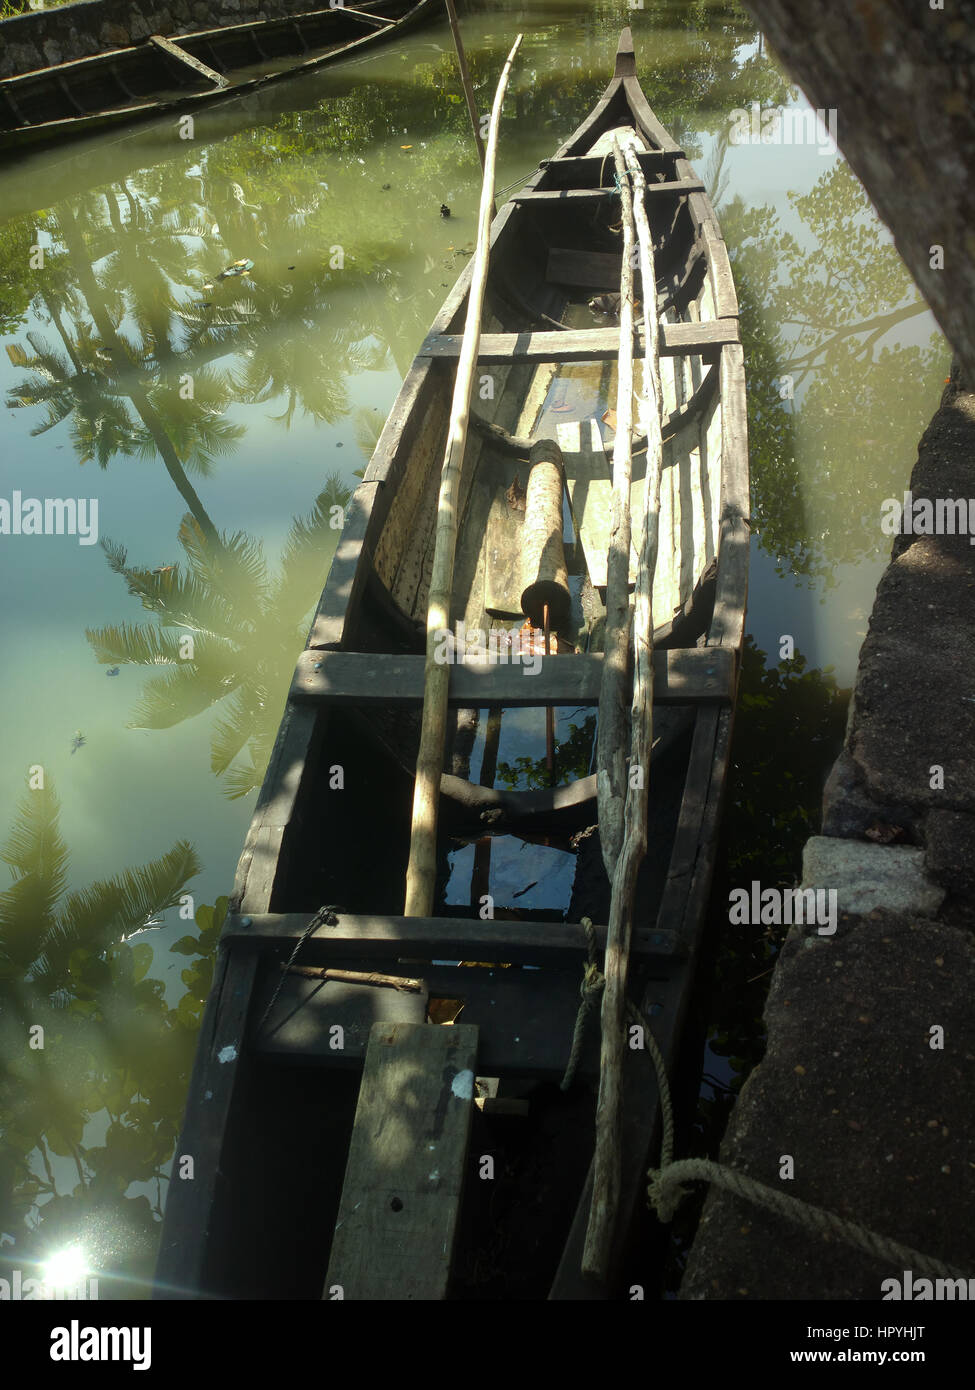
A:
[
  {"xmin": 419, "ymin": 321, "xmax": 739, "ymax": 364},
  {"xmin": 222, "ymin": 910, "xmax": 681, "ymax": 964},
  {"xmin": 509, "ymin": 180, "xmax": 705, "ymax": 203},
  {"xmin": 289, "ymin": 646, "xmax": 735, "ymax": 708}
]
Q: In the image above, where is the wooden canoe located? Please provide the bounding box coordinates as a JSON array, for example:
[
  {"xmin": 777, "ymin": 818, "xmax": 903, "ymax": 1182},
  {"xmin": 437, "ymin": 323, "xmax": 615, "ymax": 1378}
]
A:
[
  {"xmin": 0, "ymin": 0, "xmax": 436, "ymax": 155},
  {"xmin": 154, "ymin": 26, "xmax": 748, "ymax": 1302}
]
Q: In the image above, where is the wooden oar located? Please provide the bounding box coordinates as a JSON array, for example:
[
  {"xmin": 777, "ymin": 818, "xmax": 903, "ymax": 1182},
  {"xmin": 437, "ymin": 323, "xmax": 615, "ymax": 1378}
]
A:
[
  {"xmin": 404, "ymin": 34, "xmax": 523, "ymax": 920},
  {"xmin": 583, "ymin": 135, "xmax": 665, "ymax": 1281},
  {"xmin": 595, "ymin": 135, "xmax": 637, "ymax": 885}
]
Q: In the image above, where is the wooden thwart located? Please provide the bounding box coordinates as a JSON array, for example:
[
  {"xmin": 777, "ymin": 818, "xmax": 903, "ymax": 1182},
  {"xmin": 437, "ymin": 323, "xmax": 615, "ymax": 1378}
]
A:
[
  {"xmin": 149, "ymin": 34, "xmax": 229, "ymax": 87},
  {"xmin": 290, "ymin": 646, "xmax": 735, "ymax": 707},
  {"xmin": 324, "ymin": 1022, "xmax": 479, "ymax": 1299},
  {"xmin": 223, "ymin": 912, "xmax": 680, "ymax": 963},
  {"xmin": 419, "ymin": 321, "xmax": 738, "ymax": 363},
  {"xmin": 510, "ymin": 180, "xmax": 703, "ymax": 203},
  {"xmin": 539, "ymin": 150, "xmax": 683, "ymax": 175}
]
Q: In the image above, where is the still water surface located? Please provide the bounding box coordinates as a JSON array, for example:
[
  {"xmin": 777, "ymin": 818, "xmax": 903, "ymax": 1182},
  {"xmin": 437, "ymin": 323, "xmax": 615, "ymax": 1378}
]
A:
[{"xmin": 0, "ymin": 0, "xmax": 948, "ymax": 1295}]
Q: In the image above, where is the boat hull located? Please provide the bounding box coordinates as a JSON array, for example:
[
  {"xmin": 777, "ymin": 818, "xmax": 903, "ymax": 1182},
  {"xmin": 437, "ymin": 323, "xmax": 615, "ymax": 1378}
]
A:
[
  {"xmin": 154, "ymin": 26, "xmax": 748, "ymax": 1301},
  {"xmin": 0, "ymin": 0, "xmax": 437, "ymax": 154}
]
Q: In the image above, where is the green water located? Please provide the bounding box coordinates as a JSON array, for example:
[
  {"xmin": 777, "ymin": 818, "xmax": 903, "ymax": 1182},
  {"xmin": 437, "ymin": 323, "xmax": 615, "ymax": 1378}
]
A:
[{"xmin": 0, "ymin": 0, "xmax": 948, "ymax": 1296}]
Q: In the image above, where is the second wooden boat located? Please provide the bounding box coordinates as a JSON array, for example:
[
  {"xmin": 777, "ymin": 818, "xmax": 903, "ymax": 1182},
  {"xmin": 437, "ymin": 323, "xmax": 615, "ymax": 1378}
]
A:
[
  {"xmin": 0, "ymin": 0, "xmax": 436, "ymax": 154},
  {"xmin": 154, "ymin": 26, "xmax": 748, "ymax": 1301}
]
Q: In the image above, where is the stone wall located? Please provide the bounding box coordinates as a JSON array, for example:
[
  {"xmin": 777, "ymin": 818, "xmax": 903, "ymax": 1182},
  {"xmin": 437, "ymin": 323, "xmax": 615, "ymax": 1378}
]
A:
[
  {"xmin": 0, "ymin": 0, "xmax": 329, "ymax": 78},
  {"xmin": 681, "ymin": 364, "xmax": 975, "ymax": 1298}
]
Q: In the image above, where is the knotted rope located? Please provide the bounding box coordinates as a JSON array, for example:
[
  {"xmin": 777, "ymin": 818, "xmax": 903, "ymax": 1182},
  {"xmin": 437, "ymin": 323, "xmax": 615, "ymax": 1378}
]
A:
[
  {"xmin": 560, "ymin": 917, "xmax": 604, "ymax": 1091},
  {"xmin": 564, "ymin": 924, "xmax": 970, "ymax": 1280}
]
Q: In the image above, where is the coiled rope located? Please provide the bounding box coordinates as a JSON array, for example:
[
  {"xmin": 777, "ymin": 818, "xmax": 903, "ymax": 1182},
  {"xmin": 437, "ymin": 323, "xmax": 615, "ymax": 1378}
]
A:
[{"xmin": 563, "ymin": 921, "xmax": 970, "ymax": 1281}]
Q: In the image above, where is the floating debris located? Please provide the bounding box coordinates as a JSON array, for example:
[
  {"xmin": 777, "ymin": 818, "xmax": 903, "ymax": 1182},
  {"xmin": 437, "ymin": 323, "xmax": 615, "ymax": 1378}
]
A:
[
  {"xmin": 217, "ymin": 258, "xmax": 254, "ymax": 280},
  {"xmin": 106, "ymin": 667, "xmax": 120, "ymax": 677},
  {"xmin": 440, "ymin": 203, "xmax": 451, "ymax": 218},
  {"xmin": 70, "ymin": 731, "xmax": 86, "ymax": 754}
]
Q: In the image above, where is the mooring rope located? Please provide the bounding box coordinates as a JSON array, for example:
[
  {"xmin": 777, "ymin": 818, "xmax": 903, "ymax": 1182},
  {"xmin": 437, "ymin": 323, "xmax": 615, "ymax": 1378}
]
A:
[
  {"xmin": 559, "ymin": 917, "xmax": 604, "ymax": 1091},
  {"xmin": 255, "ymin": 904, "xmax": 339, "ymax": 1036},
  {"xmin": 563, "ymin": 929, "xmax": 970, "ymax": 1281}
]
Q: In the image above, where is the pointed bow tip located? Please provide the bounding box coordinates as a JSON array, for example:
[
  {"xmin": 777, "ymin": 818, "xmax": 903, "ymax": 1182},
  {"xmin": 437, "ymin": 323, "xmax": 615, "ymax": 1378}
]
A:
[{"xmin": 614, "ymin": 27, "xmax": 637, "ymax": 77}]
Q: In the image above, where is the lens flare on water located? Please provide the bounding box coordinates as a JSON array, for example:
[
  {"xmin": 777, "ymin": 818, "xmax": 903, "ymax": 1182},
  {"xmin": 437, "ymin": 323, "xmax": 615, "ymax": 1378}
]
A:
[{"xmin": 42, "ymin": 1246, "xmax": 89, "ymax": 1288}]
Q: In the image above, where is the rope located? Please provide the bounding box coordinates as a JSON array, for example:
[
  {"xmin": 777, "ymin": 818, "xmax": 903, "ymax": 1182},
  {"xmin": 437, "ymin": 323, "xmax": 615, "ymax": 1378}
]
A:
[
  {"xmin": 561, "ymin": 918, "xmax": 970, "ymax": 1280},
  {"xmin": 560, "ymin": 918, "xmax": 604, "ymax": 1091},
  {"xmin": 623, "ymin": 995, "xmax": 971, "ymax": 1282},
  {"xmin": 648, "ymin": 1158, "xmax": 970, "ymax": 1283},
  {"xmin": 255, "ymin": 904, "xmax": 339, "ymax": 1036}
]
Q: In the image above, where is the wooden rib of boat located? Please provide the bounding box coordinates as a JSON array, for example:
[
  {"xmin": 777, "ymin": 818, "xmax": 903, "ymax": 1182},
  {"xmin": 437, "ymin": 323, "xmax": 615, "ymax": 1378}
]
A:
[
  {"xmin": 154, "ymin": 26, "xmax": 748, "ymax": 1302},
  {"xmin": 0, "ymin": 0, "xmax": 435, "ymax": 154}
]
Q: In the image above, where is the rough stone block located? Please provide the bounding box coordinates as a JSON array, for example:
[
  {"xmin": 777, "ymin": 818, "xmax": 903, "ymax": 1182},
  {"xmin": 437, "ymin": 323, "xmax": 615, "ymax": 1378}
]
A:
[
  {"xmin": 99, "ymin": 22, "xmax": 131, "ymax": 48},
  {"xmin": 924, "ymin": 809, "xmax": 975, "ymax": 898},
  {"xmin": 820, "ymin": 749, "xmax": 920, "ymax": 841},
  {"xmin": 681, "ymin": 912, "xmax": 975, "ymax": 1299},
  {"xmin": 802, "ymin": 836, "xmax": 945, "ymax": 918}
]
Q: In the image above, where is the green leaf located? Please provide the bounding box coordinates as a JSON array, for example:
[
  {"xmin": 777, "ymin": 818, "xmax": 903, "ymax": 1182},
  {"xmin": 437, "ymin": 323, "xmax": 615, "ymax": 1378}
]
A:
[{"xmin": 169, "ymin": 935, "xmax": 200, "ymax": 956}]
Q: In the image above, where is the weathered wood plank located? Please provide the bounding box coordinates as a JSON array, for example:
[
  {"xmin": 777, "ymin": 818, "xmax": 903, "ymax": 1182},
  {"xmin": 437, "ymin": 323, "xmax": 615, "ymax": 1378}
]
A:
[
  {"xmin": 341, "ymin": 7, "xmax": 395, "ymax": 26},
  {"xmin": 699, "ymin": 220, "xmax": 739, "ymax": 319},
  {"xmin": 324, "ymin": 1022, "xmax": 478, "ymax": 1299},
  {"xmin": 254, "ymin": 962, "xmax": 599, "ymax": 1078},
  {"xmin": 149, "ymin": 35, "xmax": 229, "ymax": 88},
  {"xmin": 153, "ymin": 947, "xmax": 259, "ymax": 1297},
  {"xmin": 482, "ymin": 464, "xmax": 526, "ymax": 618},
  {"xmin": 709, "ymin": 343, "xmax": 750, "ymax": 653},
  {"xmin": 222, "ymin": 912, "xmax": 679, "ymax": 963},
  {"xmin": 289, "ymin": 646, "xmax": 735, "ymax": 707},
  {"xmin": 306, "ymin": 479, "xmax": 384, "ymax": 650},
  {"xmin": 419, "ymin": 321, "xmax": 738, "ymax": 363},
  {"xmin": 538, "ymin": 150, "xmax": 683, "ymax": 178},
  {"xmin": 510, "ymin": 180, "xmax": 703, "ymax": 203},
  {"xmin": 546, "ymin": 247, "xmax": 623, "ymax": 290}
]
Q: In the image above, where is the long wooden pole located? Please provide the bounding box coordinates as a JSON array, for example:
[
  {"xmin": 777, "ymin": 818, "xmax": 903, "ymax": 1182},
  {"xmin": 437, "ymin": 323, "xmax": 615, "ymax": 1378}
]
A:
[
  {"xmin": 444, "ymin": 0, "xmax": 488, "ymax": 175},
  {"xmin": 583, "ymin": 136, "xmax": 665, "ymax": 1280},
  {"xmin": 595, "ymin": 137, "xmax": 637, "ymax": 885},
  {"xmin": 404, "ymin": 34, "xmax": 523, "ymax": 920}
]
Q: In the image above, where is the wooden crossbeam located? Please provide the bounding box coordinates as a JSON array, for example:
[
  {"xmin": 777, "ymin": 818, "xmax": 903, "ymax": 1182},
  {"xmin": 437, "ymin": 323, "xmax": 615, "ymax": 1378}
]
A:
[
  {"xmin": 341, "ymin": 7, "xmax": 396, "ymax": 25},
  {"xmin": 149, "ymin": 35, "xmax": 229, "ymax": 88},
  {"xmin": 510, "ymin": 180, "xmax": 704, "ymax": 202},
  {"xmin": 289, "ymin": 646, "xmax": 735, "ymax": 708},
  {"xmin": 222, "ymin": 912, "xmax": 680, "ymax": 963},
  {"xmin": 538, "ymin": 150, "xmax": 685, "ymax": 173},
  {"xmin": 324, "ymin": 1022, "xmax": 478, "ymax": 1300},
  {"xmin": 419, "ymin": 321, "xmax": 738, "ymax": 363}
]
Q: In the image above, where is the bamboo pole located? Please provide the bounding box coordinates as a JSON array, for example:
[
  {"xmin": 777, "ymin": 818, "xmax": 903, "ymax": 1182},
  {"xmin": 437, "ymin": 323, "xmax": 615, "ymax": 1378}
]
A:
[
  {"xmin": 595, "ymin": 136, "xmax": 637, "ymax": 884},
  {"xmin": 444, "ymin": 0, "xmax": 489, "ymax": 193},
  {"xmin": 404, "ymin": 34, "xmax": 523, "ymax": 920},
  {"xmin": 583, "ymin": 137, "xmax": 665, "ymax": 1280}
]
